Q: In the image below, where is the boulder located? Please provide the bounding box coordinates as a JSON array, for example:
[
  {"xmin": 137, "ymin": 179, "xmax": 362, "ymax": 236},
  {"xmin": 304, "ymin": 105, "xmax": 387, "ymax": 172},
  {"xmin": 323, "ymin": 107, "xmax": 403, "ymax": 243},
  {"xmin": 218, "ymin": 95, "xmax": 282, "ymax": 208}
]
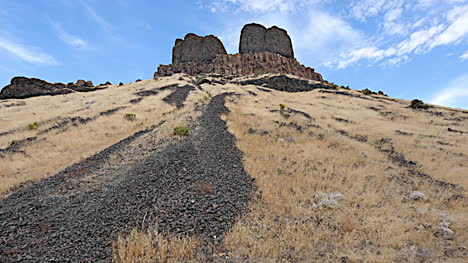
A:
[
  {"xmin": 239, "ymin": 23, "xmax": 294, "ymax": 58},
  {"xmin": 76, "ymin": 80, "xmax": 94, "ymax": 87},
  {"xmin": 172, "ymin": 33, "xmax": 227, "ymax": 64}
]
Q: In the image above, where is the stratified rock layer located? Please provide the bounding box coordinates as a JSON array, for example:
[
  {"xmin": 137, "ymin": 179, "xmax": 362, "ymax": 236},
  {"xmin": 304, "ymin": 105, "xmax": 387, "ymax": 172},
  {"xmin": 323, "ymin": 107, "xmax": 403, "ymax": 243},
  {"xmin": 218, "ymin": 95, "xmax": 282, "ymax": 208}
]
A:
[
  {"xmin": 240, "ymin": 23, "xmax": 294, "ymax": 58},
  {"xmin": 157, "ymin": 52, "xmax": 322, "ymax": 81},
  {"xmin": 0, "ymin": 77, "xmax": 101, "ymax": 100},
  {"xmin": 172, "ymin": 34, "xmax": 227, "ymax": 64}
]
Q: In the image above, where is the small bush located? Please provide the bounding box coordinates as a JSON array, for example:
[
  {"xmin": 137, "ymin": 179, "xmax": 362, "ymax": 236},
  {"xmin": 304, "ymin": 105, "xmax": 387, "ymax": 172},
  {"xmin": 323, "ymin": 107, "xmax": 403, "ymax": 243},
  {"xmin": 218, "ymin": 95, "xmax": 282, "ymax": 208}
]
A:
[
  {"xmin": 279, "ymin": 104, "xmax": 286, "ymax": 110},
  {"xmin": 28, "ymin": 122, "xmax": 39, "ymax": 130},
  {"xmin": 410, "ymin": 99, "xmax": 430, "ymax": 109},
  {"xmin": 173, "ymin": 126, "xmax": 190, "ymax": 136},
  {"xmin": 123, "ymin": 113, "xmax": 136, "ymax": 121},
  {"xmin": 377, "ymin": 90, "xmax": 387, "ymax": 96}
]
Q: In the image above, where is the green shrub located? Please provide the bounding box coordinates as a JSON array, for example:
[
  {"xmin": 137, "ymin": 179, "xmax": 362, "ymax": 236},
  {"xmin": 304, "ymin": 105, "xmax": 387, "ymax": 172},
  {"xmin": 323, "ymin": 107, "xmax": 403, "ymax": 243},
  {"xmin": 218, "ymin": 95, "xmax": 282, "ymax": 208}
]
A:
[
  {"xmin": 410, "ymin": 99, "xmax": 430, "ymax": 109},
  {"xmin": 123, "ymin": 113, "xmax": 136, "ymax": 121},
  {"xmin": 173, "ymin": 126, "xmax": 190, "ymax": 136},
  {"xmin": 279, "ymin": 104, "xmax": 286, "ymax": 110},
  {"xmin": 28, "ymin": 122, "xmax": 39, "ymax": 130}
]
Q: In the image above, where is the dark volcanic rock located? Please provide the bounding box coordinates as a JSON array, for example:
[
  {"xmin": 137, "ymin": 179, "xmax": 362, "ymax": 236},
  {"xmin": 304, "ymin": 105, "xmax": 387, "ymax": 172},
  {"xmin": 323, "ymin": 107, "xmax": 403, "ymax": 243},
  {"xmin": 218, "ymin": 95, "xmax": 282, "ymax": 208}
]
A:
[
  {"xmin": 162, "ymin": 85, "xmax": 195, "ymax": 108},
  {"xmin": 0, "ymin": 77, "xmax": 101, "ymax": 100},
  {"xmin": 0, "ymin": 77, "xmax": 74, "ymax": 99},
  {"xmin": 237, "ymin": 75, "xmax": 332, "ymax": 92},
  {"xmin": 239, "ymin": 23, "xmax": 294, "ymax": 58},
  {"xmin": 76, "ymin": 80, "xmax": 94, "ymax": 87},
  {"xmin": 172, "ymin": 33, "xmax": 227, "ymax": 64},
  {"xmin": 0, "ymin": 93, "xmax": 255, "ymax": 262}
]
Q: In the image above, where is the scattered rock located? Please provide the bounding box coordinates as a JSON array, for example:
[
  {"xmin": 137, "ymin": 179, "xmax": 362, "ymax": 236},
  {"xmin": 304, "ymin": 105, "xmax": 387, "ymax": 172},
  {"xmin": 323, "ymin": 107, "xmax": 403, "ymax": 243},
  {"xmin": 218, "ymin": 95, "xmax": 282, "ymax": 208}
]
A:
[
  {"xmin": 409, "ymin": 191, "xmax": 428, "ymax": 201},
  {"xmin": 162, "ymin": 85, "xmax": 195, "ymax": 108},
  {"xmin": 312, "ymin": 192, "xmax": 344, "ymax": 209},
  {"xmin": 447, "ymin": 128, "xmax": 465, "ymax": 134},
  {"xmin": 136, "ymin": 79, "xmax": 142, "ymax": 82},
  {"xmin": 435, "ymin": 222, "xmax": 454, "ymax": 240}
]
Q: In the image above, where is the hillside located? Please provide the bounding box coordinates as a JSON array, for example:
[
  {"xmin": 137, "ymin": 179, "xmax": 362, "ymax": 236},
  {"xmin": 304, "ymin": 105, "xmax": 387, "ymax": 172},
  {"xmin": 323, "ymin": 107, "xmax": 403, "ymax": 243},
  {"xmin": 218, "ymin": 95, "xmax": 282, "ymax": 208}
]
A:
[{"xmin": 0, "ymin": 72, "xmax": 467, "ymax": 262}]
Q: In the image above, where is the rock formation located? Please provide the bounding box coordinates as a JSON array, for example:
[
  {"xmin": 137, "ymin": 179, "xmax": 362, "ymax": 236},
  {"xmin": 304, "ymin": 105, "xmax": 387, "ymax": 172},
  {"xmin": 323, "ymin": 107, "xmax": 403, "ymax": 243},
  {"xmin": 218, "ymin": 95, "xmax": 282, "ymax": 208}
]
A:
[
  {"xmin": 76, "ymin": 80, "xmax": 94, "ymax": 87},
  {"xmin": 172, "ymin": 34, "xmax": 227, "ymax": 64},
  {"xmin": 240, "ymin": 23, "xmax": 294, "ymax": 58},
  {"xmin": 0, "ymin": 77, "xmax": 101, "ymax": 100},
  {"xmin": 156, "ymin": 23, "xmax": 322, "ymax": 82},
  {"xmin": 157, "ymin": 52, "xmax": 322, "ymax": 81}
]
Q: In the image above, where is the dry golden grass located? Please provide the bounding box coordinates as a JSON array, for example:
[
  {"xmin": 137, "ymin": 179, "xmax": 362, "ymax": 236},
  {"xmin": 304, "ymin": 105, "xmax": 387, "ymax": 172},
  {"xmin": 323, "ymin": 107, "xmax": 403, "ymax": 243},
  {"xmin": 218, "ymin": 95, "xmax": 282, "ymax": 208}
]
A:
[
  {"xmin": 113, "ymin": 228, "xmax": 199, "ymax": 263},
  {"xmin": 1, "ymin": 73, "xmax": 467, "ymax": 261},
  {"xmin": 221, "ymin": 86, "xmax": 467, "ymax": 262},
  {"xmin": 0, "ymin": 75, "xmax": 203, "ymax": 195}
]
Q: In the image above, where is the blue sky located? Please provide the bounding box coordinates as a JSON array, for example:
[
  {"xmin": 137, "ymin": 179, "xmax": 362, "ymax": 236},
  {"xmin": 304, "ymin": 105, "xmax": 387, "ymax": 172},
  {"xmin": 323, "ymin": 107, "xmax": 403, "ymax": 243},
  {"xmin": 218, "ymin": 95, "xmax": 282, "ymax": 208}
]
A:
[{"xmin": 1, "ymin": 0, "xmax": 467, "ymax": 109}]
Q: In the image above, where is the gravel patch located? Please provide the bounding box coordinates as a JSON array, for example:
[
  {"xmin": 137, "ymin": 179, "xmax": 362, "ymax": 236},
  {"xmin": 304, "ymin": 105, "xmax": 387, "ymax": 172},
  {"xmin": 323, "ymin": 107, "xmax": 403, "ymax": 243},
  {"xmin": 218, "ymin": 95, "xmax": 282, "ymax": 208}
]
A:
[
  {"xmin": 162, "ymin": 85, "xmax": 195, "ymax": 108},
  {"xmin": 0, "ymin": 93, "xmax": 255, "ymax": 262}
]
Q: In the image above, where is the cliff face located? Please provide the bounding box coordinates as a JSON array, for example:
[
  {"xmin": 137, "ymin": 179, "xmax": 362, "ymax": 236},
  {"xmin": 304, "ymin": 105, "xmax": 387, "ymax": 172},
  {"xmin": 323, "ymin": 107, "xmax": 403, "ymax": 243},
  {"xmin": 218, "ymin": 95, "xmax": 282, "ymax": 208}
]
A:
[
  {"xmin": 172, "ymin": 34, "xmax": 227, "ymax": 64},
  {"xmin": 157, "ymin": 52, "xmax": 322, "ymax": 81},
  {"xmin": 239, "ymin": 23, "xmax": 294, "ymax": 59},
  {"xmin": 156, "ymin": 23, "xmax": 322, "ymax": 81}
]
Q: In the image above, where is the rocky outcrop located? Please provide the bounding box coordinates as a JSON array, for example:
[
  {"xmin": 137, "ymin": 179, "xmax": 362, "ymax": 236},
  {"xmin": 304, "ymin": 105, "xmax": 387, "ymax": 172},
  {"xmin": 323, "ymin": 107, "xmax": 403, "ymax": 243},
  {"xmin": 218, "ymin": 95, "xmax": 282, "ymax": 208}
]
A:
[
  {"xmin": 0, "ymin": 77, "xmax": 101, "ymax": 100},
  {"xmin": 76, "ymin": 80, "xmax": 94, "ymax": 87},
  {"xmin": 157, "ymin": 52, "xmax": 322, "ymax": 81},
  {"xmin": 240, "ymin": 23, "xmax": 294, "ymax": 58},
  {"xmin": 156, "ymin": 23, "xmax": 322, "ymax": 81},
  {"xmin": 172, "ymin": 33, "xmax": 227, "ymax": 64}
]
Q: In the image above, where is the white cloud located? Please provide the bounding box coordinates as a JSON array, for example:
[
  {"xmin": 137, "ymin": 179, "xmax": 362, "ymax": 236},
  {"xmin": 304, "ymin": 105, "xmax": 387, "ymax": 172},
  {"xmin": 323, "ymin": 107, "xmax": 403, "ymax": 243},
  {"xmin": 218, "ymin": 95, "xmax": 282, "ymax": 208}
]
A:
[
  {"xmin": 0, "ymin": 37, "xmax": 58, "ymax": 65},
  {"xmin": 429, "ymin": 4, "xmax": 468, "ymax": 48},
  {"xmin": 207, "ymin": 0, "xmax": 468, "ymax": 69},
  {"xmin": 461, "ymin": 50, "xmax": 468, "ymax": 59},
  {"xmin": 50, "ymin": 21, "xmax": 89, "ymax": 48},
  {"xmin": 430, "ymin": 73, "xmax": 468, "ymax": 109}
]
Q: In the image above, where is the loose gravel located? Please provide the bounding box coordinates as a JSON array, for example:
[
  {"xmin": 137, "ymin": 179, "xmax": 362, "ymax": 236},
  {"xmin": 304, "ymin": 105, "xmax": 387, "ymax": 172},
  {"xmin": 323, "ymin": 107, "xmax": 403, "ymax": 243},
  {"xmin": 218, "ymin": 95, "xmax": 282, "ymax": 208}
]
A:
[{"xmin": 0, "ymin": 93, "xmax": 255, "ymax": 262}]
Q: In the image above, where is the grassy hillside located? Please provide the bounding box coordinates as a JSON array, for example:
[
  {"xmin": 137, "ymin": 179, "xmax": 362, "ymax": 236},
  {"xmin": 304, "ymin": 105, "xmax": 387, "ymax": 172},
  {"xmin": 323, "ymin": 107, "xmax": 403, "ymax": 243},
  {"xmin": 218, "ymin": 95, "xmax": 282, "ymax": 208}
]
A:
[{"xmin": 1, "ymin": 73, "xmax": 466, "ymax": 262}]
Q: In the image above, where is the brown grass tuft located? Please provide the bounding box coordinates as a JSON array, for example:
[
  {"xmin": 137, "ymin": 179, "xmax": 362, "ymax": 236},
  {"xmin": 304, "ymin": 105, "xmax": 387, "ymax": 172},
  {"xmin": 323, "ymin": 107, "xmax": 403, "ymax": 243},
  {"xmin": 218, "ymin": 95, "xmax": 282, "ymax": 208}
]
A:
[{"xmin": 112, "ymin": 228, "xmax": 199, "ymax": 263}]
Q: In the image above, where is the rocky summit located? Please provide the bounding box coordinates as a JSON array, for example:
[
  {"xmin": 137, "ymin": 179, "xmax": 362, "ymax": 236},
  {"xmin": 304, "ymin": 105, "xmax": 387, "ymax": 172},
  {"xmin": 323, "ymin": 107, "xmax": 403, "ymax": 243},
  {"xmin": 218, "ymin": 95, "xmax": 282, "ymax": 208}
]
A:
[
  {"xmin": 239, "ymin": 23, "xmax": 294, "ymax": 58},
  {"xmin": 156, "ymin": 23, "xmax": 321, "ymax": 81},
  {"xmin": 172, "ymin": 34, "xmax": 227, "ymax": 64}
]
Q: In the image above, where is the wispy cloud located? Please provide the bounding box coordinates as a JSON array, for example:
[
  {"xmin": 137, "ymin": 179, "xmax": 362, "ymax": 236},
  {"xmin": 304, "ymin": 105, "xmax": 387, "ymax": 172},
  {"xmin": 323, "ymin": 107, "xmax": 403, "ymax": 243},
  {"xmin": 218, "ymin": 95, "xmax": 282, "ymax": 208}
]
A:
[
  {"xmin": 0, "ymin": 37, "xmax": 58, "ymax": 65},
  {"xmin": 461, "ymin": 50, "xmax": 468, "ymax": 59},
  {"xmin": 430, "ymin": 73, "xmax": 468, "ymax": 109},
  {"xmin": 81, "ymin": 1, "xmax": 112, "ymax": 32},
  {"xmin": 328, "ymin": 3, "xmax": 468, "ymax": 68},
  {"xmin": 50, "ymin": 21, "xmax": 89, "ymax": 48}
]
